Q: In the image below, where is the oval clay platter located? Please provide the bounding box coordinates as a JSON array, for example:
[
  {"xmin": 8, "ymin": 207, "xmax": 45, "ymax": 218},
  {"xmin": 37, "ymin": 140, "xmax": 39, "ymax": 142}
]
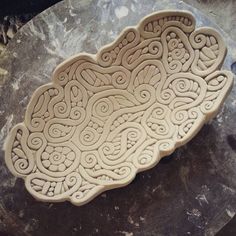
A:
[{"xmin": 4, "ymin": 10, "xmax": 234, "ymax": 206}]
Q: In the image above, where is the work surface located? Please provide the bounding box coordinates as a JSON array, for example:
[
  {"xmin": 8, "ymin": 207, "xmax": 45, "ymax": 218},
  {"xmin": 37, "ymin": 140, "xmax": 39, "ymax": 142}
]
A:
[{"xmin": 0, "ymin": 0, "xmax": 236, "ymax": 235}]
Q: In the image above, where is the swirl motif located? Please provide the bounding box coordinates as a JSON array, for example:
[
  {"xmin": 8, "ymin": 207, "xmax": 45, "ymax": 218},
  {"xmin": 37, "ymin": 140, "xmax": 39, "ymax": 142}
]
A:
[
  {"xmin": 101, "ymin": 143, "xmax": 116, "ymax": 156},
  {"xmin": 81, "ymin": 151, "xmax": 97, "ymax": 168},
  {"xmin": 27, "ymin": 133, "xmax": 45, "ymax": 150},
  {"xmin": 54, "ymin": 101, "xmax": 70, "ymax": 118},
  {"xmin": 79, "ymin": 127, "xmax": 100, "ymax": 146},
  {"xmin": 93, "ymin": 98, "xmax": 114, "ymax": 117},
  {"xmin": 36, "ymin": 144, "xmax": 80, "ymax": 177},
  {"xmin": 134, "ymin": 84, "xmax": 154, "ymax": 104},
  {"xmin": 97, "ymin": 29, "xmax": 140, "ymax": 67},
  {"xmin": 111, "ymin": 71, "xmax": 129, "ymax": 89},
  {"xmin": 4, "ymin": 10, "xmax": 233, "ymax": 206},
  {"xmin": 122, "ymin": 39, "xmax": 163, "ymax": 70},
  {"xmin": 57, "ymin": 71, "xmax": 69, "ymax": 86},
  {"xmin": 70, "ymin": 107, "xmax": 85, "ymax": 120}
]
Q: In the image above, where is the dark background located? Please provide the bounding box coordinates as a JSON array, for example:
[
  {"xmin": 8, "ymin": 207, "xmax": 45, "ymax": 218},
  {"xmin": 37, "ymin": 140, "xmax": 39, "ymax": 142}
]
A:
[
  {"xmin": 0, "ymin": 0, "xmax": 235, "ymax": 235},
  {"xmin": 0, "ymin": 0, "xmax": 62, "ymax": 17}
]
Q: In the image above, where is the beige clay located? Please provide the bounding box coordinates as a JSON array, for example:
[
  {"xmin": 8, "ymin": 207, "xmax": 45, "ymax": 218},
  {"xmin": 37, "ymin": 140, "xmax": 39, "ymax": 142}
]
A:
[{"xmin": 4, "ymin": 10, "xmax": 234, "ymax": 206}]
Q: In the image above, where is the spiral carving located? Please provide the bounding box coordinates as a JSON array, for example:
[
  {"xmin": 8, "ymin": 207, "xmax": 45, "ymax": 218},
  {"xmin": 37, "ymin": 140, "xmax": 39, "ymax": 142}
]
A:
[
  {"xmin": 35, "ymin": 144, "xmax": 80, "ymax": 178},
  {"xmin": 79, "ymin": 127, "xmax": 100, "ymax": 146},
  {"xmin": 57, "ymin": 71, "xmax": 69, "ymax": 86},
  {"xmin": 111, "ymin": 71, "xmax": 129, "ymax": 89},
  {"xmin": 134, "ymin": 84, "xmax": 155, "ymax": 104},
  {"xmin": 81, "ymin": 151, "xmax": 97, "ymax": 168},
  {"xmin": 70, "ymin": 107, "xmax": 86, "ymax": 121},
  {"xmin": 93, "ymin": 98, "xmax": 114, "ymax": 117},
  {"xmin": 27, "ymin": 133, "xmax": 45, "ymax": 150},
  {"xmin": 54, "ymin": 101, "xmax": 70, "ymax": 118},
  {"xmin": 190, "ymin": 33, "xmax": 207, "ymax": 49}
]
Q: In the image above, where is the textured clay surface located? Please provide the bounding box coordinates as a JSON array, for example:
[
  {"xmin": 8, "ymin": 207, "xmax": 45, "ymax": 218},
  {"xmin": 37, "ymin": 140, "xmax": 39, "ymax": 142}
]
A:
[{"xmin": 4, "ymin": 10, "xmax": 233, "ymax": 206}]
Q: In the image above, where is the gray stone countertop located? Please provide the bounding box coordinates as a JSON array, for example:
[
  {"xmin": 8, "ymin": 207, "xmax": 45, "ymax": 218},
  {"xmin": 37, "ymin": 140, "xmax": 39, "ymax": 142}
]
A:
[{"xmin": 0, "ymin": 0, "xmax": 236, "ymax": 235}]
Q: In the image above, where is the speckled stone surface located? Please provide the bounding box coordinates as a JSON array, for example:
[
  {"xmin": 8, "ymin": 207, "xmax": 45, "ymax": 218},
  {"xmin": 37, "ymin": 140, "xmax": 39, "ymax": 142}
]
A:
[{"xmin": 0, "ymin": 0, "xmax": 236, "ymax": 235}]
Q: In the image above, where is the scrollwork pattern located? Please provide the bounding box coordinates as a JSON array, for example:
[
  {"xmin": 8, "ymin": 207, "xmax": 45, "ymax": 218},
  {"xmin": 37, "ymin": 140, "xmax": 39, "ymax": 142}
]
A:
[{"xmin": 5, "ymin": 10, "xmax": 233, "ymax": 206}]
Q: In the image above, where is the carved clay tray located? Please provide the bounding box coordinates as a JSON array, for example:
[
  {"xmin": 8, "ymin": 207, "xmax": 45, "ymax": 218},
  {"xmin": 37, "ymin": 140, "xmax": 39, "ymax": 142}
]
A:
[{"xmin": 5, "ymin": 10, "xmax": 233, "ymax": 206}]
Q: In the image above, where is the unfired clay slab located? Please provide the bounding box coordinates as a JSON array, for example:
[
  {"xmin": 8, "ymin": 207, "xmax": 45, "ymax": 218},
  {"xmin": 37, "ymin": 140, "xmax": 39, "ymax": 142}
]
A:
[{"xmin": 4, "ymin": 10, "xmax": 233, "ymax": 206}]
